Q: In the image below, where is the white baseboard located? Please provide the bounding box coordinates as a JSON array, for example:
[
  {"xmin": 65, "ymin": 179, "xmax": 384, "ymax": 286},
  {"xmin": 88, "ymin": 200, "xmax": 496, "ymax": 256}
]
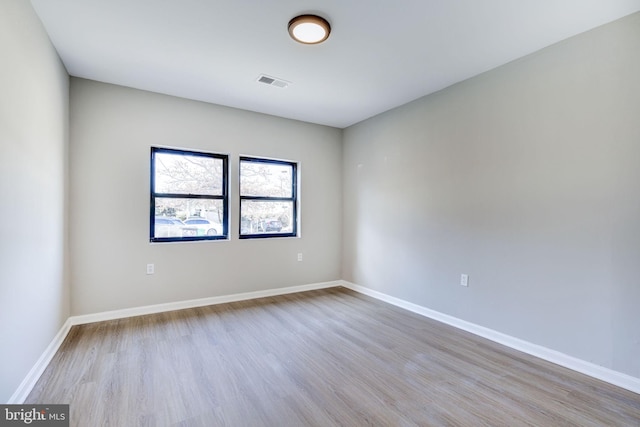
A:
[
  {"xmin": 8, "ymin": 318, "xmax": 73, "ymax": 404},
  {"xmin": 69, "ymin": 280, "xmax": 341, "ymax": 325},
  {"xmin": 14, "ymin": 279, "xmax": 638, "ymax": 403},
  {"xmin": 339, "ymin": 280, "xmax": 640, "ymax": 395},
  {"xmin": 10, "ymin": 280, "xmax": 341, "ymax": 403}
]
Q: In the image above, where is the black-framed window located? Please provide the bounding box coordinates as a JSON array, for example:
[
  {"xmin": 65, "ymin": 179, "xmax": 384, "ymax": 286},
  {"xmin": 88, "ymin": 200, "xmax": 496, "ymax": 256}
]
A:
[
  {"xmin": 150, "ymin": 147, "xmax": 228, "ymax": 242},
  {"xmin": 240, "ymin": 157, "xmax": 297, "ymax": 239}
]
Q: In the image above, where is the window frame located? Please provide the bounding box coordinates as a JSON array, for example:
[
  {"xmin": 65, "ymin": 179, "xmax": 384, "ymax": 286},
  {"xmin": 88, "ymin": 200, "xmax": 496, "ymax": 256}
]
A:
[
  {"xmin": 150, "ymin": 147, "xmax": 229, "ymax": 242},
  {"xmin": 239, "ymin": 156, "xmax": 298, "ymax": 239}
]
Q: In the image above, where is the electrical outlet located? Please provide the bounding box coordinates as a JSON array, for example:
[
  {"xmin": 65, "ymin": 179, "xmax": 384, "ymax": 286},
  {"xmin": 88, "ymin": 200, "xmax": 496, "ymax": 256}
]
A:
[
  {"xmin": 297, "ymin": 253, "xmax": 303, "ymax": 262},
  {"xmin": 460, "ymin": 274, "xmax": 469, "ymax": 287},
  {"xmin": 147, "ymin": 263, "xmax": 155, "ymax": 275}
]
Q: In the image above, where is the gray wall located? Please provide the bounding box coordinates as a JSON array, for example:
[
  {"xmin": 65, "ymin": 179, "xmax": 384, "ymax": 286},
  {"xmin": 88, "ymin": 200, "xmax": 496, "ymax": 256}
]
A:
[
  {"xmin": 69, "ymin": 79, "xmax": 342, "ymax": 315},
  {"xmin": 0, "ymin": 1, "xmax": 70, "ymax": 402},
  {"xmin": 342, "ymin": 13, "xmax": 640, "ymax": 378}
]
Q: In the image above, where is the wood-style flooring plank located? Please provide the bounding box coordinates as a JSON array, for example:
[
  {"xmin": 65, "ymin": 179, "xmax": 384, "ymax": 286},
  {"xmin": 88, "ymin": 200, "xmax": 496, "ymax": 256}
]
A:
[{"xmin": 26, "ymin": 287, "xmax": 640, "ymax": 426}]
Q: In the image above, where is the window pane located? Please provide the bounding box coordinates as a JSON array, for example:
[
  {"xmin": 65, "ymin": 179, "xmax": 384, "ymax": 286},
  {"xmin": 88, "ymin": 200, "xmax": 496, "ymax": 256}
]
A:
[
  {"xmin": 240, "ymin": 161, "xmax": 293, "ymax": 197},
  {"xmin": 240, "ymin": 201, "xmax": 293, "ymax": 235},
  {"xmin": 154, "ymin": 198, "xmax": 224, "ymax": 237},
  {"xmin": 155, "ymin": 152, "xmax": 223, "ymax": 196}
]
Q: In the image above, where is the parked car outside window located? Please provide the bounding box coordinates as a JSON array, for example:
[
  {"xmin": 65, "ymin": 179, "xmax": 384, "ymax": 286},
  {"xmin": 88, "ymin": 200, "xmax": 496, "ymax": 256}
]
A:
[
  {"xmin": 154, "ymin": 217, "xmax": 198, "ymax": 238},
  {"xmin": 262, "ymin": 219, "xmax": 283, "ymax": 232},
  {"xmin": 183, "ymin": 218, "xmax": 221, "ymax": 236}
]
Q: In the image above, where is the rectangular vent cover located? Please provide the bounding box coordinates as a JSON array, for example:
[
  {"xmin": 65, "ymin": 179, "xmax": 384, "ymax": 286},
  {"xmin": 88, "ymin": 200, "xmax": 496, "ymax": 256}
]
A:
[{"xmin": 257, "ymin": 74, "xmax": 290, "ymax": 88}]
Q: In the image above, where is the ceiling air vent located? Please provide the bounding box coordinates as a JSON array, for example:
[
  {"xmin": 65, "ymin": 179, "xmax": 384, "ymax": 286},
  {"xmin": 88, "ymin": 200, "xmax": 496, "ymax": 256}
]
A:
[{"xmin": 257, "ymin": 74, "xmax": 290, "ymax": 88}]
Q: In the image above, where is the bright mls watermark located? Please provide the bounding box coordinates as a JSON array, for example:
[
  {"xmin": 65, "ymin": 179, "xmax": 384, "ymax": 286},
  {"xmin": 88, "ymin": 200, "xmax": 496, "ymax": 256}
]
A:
[{"xmin": 0, "ymin": 405, "xmax": 68, "ymax": 426}]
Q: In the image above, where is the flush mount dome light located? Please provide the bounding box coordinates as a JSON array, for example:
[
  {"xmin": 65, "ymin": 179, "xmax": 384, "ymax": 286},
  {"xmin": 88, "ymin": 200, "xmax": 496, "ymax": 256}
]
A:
[{"xmin": 288, "ymin": 14, "xmax": 331, "ymax": 44}]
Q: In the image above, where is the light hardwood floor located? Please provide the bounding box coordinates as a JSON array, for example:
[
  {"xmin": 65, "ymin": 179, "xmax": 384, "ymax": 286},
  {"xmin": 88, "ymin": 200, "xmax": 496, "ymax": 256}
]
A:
[{"xmin": 26, "ymin": 287, "xmax": 640, "ymax": 426}]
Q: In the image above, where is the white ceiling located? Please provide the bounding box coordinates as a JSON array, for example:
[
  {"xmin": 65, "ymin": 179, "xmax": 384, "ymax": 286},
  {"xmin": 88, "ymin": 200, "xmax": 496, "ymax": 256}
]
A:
[{"xmin": 30, "ymin": 0, "xmax": 640, "ymax": 129}]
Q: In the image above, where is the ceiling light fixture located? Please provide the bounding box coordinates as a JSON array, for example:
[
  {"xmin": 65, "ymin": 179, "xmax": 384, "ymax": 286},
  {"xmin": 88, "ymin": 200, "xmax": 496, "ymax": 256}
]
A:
[{"xmin": 288, "ymin": 15, "xmax": 331, "ymax": 44}]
